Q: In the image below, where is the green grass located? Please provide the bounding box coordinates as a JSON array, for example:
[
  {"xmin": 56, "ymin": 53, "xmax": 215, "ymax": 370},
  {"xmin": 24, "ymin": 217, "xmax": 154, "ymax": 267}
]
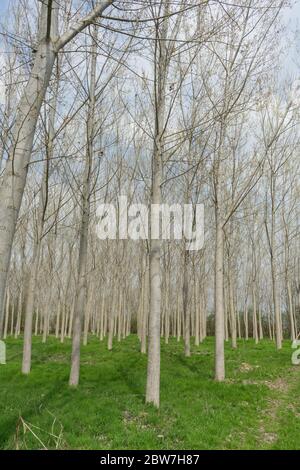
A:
[{"xmin": 0, "ymin": 335, "xmax": 299, "ymax": 449}]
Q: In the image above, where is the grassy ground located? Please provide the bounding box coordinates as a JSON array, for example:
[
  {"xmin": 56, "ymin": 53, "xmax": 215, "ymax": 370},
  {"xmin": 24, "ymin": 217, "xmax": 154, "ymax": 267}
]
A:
[{"xmin": 0, "ymin": 335, "xmax": 299, "ymax": 450}]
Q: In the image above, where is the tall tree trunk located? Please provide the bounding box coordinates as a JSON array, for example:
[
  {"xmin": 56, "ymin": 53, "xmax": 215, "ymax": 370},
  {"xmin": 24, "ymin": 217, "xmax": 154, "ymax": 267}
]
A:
[
  {"xmin": 258, "ymin": 307, "xmax": 263, "ymax": 340},
  {"xmin": 195, "ymin": 281, "xmax": 200, "ymax": 346},
  {"xmin": 60, "ymin": 304, "xmax": 66, "ymax": 343},
  {"xmin": 15, "ymin": 288, "xmax": 22, "ymax": 339},
  {"xmin": 244, "ymin": 303, "xmax": 249, "ymax": 341},
  {"xmin": 3, "ymin": 289, "xmax": 10, "ymax": 340},
  {"xmin": 269, "ymin": 175, "xmax": 282, "ymax": 349},
  {"xmin": 215, "ymin": 212, "xmax": 225, "ymax": 381},
  {"xmin": 69, "ymin": 27, "xmax": 97, "ymax": 386},
  {"xmin": 0, "ymin": 0, "xmax": 113, "ymax": 335},
  {"xmin": 183, "ymin": 250, "xmax": 190, "ymax": 356},
  {"xmin": 252, "ymin": 281, "xmax": 258, "ymax": 344},
  {"xmin": 141, "ymin": 261, "xmax": 148, "ymax": 354},
  {"xmin": 146, "ymin": 146, "xmax": 162, "ymax": 405},
  {"xmin": 176, "ymin": 293, "xmax": 181, "ymax": 342},
  {"xmin": 0, "ymin": 2, "xmax": 58, "ymax": 335},
  {"xmin": 35, "ymin": 308, "xmax": 39, "ymax": 337},
  {"xmin": 10, "ymin": 301, "xmax": 14, "ymax": 336},
  {"xmin": 22, "ymin": 59, "xmax": 58, "ymax": 373},
  {"xmin": 228, "ymin": 271, "xmax": 237, "ymax": 348},
  {"xmin": 145, "ymin": 3, "xmax": 168, "ymax": 407},
  {"xmin": 22, "ymin": 240, "xmax": 42, "ymax": 373},
  {"xmin": 55, "ymin": 302, "xmax": 61, "ymax": 338},
  {"xmin": 287, "ymin": 280, "xmax": 296, "ymax": 341},
  {"xmin": 271, "ymin": 230, "xmax": 282, "ymax": 349}
]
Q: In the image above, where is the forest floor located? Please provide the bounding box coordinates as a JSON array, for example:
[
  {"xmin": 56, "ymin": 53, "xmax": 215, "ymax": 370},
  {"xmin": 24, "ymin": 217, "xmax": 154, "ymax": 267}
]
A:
[{"xmin": 0, "ymin": 335, "xmax": 299, "ymax": 450}]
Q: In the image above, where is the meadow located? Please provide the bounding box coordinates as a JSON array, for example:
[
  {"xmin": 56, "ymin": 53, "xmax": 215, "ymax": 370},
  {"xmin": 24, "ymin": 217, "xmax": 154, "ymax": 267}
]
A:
[{"xmin": 0, "ymin": 336, "xmax": 299, "ymax": 450}]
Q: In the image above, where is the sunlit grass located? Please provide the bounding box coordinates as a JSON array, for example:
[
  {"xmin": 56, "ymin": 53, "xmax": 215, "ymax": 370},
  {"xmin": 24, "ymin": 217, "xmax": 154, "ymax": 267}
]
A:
[{"xmin": 0, "ymin": 335, "xmax": 299, "ymax": 449}]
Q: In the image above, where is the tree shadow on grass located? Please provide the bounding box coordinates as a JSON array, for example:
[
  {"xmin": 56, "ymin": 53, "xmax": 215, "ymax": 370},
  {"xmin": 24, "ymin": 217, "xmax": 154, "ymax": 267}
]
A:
[
  {"xmin": 115, "ymin": 360, "xmax": 146, "ymax": 403},
  {"xmin": 0, "ymin": 376, "xmax": 68, "ymax": 450},
  {"xmin": 174, "ymin": 352, "xmax": 214, "ymax": 380}
]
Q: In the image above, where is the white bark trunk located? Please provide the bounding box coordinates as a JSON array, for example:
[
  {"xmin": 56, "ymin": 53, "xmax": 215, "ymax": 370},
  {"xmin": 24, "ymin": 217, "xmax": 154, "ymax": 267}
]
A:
[
  {"xmin": 0, "ymin": 2, "xmax": 58, "ymax": 335},
  {"xmin": 215, "ymin": 213, "xmax": 225, "ymax": 381},
  {"xmin": 0, "ymin": 0, "xmax": 113, "ymax": 335},
  {"xmin": 145, "ymin": 2, "xmax": 169, "ymax": 407},
  {"xmin": 69, "ymin": 29, "xmax": 97, "ymax": 385}
]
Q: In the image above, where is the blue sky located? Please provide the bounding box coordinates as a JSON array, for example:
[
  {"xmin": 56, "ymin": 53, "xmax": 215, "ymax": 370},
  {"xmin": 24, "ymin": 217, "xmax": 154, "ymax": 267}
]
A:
[
  {"xmin": 0, "ymin": 0, "xmax": 9, "ymax": 14},
  {"xmin": 282, "ymin": 1, "xmax": 300, "ymax": 74},
  {"xmin": 0, "ymin": 0, "xmax": 299, "ymax": 75}
]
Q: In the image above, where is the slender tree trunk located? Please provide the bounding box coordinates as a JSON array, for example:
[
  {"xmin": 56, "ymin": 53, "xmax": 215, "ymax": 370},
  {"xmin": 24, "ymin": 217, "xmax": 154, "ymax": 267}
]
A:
[
  {"xmin": 69, "ymin": 28, "xmax": 97, "ymax": 386},
  {"xmin": 183, "ymin": 250, "xmax": 190, "ymax": 356},
  {"xmin": 15, "ymin": 288, "xmax": 22, "ymax": 339},
  {"xmin": 176, "ymin": 292, "xmax": 181, "ymax": 342},
  {"xmin": 141, "ymin": 262, "xmax": 148, "ymax": 354},
  {"xmin": 83, "ymin": 288, "xmax": 93, "ymax": 346},
  {"xmin": 164, "ymin": 272, "xmax": 170, "ymax": 344},
  {"xmin": 100, "ymin": 295, "xmax": 105, "ymax": 341},
  {"xmin": 108, "ymin": 315, "xmax": 114, "ymax": 351},
  {"xmin": 117, "ymin": 290, "xmax": 122, "ymax": 342},
  {"xmin": 228, "ymin": 272, "xmax": 237, "ymax": 348},
  {"xmin": 22, "ymin": 241, "xmax": 42, "ymax": 373},
  {"xmin": 269, "ymin": 176, "xmax": 282, "ymax": 349},
  {"xmin": 10, "ymin": 301, "xmax": 14, "ymax": 336},
  {"xmin": 42, "ymin": 302, "xmax": 50, "ymax": 343},
  {"xmin": 22, "ymin": 58, "xmax": 58, "ymax": 373},
  {"xmin": 146, "ymin": 161, "xmax": 162, "ymax": 404},
  {"xmin": 224, "ymin": 286, "xmax": 229, "ymax": 342},
  {"xmin": 267, "ymin": 307, "xmax": 272, "ymax": 340},
  {"xmin": 35, "ymin": 308, "xmax": 39, "ymax": 336},
  {"xmin": 287, "ymin": 280, "xmax": 296, "ymax": 341},
  {"xmin": 215, "ymin": 212, "xmax": 225, "ymax": 381},
  {"xmin": 195, "ymin": 282, "xmax": 200, "ymax": 346},
  {"xmin": 55, "ymin": 302, "xmax": 61, "ymax": 338},
  {"xmin": 258, "ymin": 307, "xmax": 263, "ymax": 340},
  {"xmin": 244, "ymin": 304, "xmax": 249, "ymax": 340},
  {"xmin": 252, "ymin": 281, "xmax": 258, "ymax": 344},
  {"xmin": 271, "ymin": 244, "xmax": 281, "ymax": 349},
  {"xmin": 60, "ymin": 304, "xmax": 66, "ymax": 343},
  {"xmin": 146, "ymin": 4, "xmax": 168, "ymax": 407},
  {"xmin": 3, "ymin": 289, "xmax": 10, "ymax": 340}
]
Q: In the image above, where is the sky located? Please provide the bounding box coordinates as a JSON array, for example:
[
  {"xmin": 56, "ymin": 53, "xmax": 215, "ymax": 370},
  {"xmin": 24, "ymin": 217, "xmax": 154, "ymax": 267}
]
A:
[
  {"xmin": 0, "ymin": 1, "xmax": 299, "ymax": 61},
  {"xmin": 281, "ymin": 1, "xmax": 300, "ymax": 74},
  {"xmin": 0, "ymin": 0, "xmax": 300, "ymax": 101},
  {"xmin": 0, "ymin": 0, "xmax": 9, "ymax": 15}
]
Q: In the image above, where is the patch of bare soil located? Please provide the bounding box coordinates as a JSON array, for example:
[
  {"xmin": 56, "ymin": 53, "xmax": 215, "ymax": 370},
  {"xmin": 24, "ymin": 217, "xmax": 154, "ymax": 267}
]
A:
[
  {"xmin": 241, "ymin": 378, "xmax": 288, "ymax": 392},
  {"xmin": 239, "ymin": 362, "xmax": 260, "ymax": 372},
  {"xmin": 258, "ymin": 428, "xmax": 277, "ymax": 444},
  {"xmin": 123, "ymin": 410, "xmax": 151, "ymax": 430},
  {"xmin": 266, "ymin": 377, "xmax": 289, "ymax": 393},
  {"xmin": 257, "ymin": 368, "xmax": 299, "ymax": 446},
  {"xmin": 49, "ymin": 354, "xmax": 68, "ymax": 363}
]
